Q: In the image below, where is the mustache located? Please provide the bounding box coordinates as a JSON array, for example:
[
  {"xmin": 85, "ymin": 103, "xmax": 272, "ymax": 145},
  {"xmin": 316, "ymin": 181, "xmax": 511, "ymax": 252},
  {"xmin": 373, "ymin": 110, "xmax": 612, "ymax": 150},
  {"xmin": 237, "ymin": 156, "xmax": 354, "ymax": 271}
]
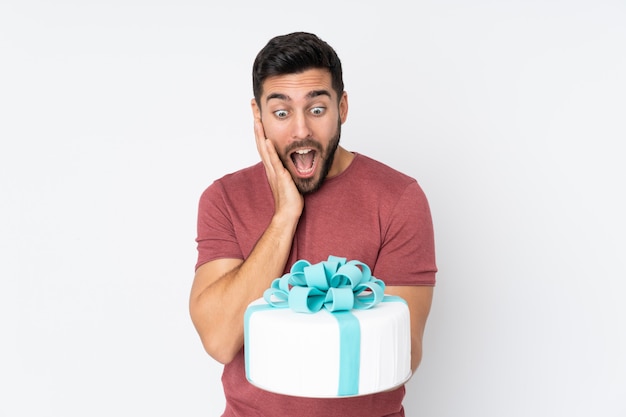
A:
[{"xmin": 284, "ymin": 139, "xmax": 323, "ymax": 154}]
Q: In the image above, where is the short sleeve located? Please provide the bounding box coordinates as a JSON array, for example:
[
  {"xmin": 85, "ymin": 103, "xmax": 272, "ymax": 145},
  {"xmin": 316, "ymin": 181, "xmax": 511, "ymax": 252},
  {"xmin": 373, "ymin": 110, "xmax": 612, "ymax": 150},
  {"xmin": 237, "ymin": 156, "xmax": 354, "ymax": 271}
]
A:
[
  {"xmin": 195, "ymin": 181, "xmax": 244, "ymax": 270},
  {"xmin": 373, "ymin": 181, "xmax": 437, "ymax": 286}
]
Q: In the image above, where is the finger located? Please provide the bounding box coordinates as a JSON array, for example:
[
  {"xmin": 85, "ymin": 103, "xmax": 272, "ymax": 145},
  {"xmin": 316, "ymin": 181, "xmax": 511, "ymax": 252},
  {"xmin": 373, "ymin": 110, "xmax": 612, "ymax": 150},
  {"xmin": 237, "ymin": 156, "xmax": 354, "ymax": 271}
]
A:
[
  {"xmin": 254, "ymin": 118, "xmax": 272, "ymax": 173},
  {"xmin": 254, "ymin": 118, "xmax": 267, "ymax": 157},
  {"xmin": 264, "ymin": 137, "xmax": 285, "ymax": 177}
]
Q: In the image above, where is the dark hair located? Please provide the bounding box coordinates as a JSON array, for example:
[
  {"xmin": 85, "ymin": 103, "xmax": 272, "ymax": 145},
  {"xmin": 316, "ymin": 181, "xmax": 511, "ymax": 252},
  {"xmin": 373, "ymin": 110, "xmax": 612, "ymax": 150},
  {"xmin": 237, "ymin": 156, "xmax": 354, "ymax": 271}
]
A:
[{"xmin": 252, "ymin": 32, "xmax": 344, "ymax": 106}]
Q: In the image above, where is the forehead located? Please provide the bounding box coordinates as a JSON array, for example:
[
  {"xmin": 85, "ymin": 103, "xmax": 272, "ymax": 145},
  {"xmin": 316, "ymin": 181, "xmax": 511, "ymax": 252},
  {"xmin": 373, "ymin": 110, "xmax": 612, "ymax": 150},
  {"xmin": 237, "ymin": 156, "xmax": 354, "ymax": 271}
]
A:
[{"xmin": 261, "ymin": 68, "xmax": 335, "ymax": 103}]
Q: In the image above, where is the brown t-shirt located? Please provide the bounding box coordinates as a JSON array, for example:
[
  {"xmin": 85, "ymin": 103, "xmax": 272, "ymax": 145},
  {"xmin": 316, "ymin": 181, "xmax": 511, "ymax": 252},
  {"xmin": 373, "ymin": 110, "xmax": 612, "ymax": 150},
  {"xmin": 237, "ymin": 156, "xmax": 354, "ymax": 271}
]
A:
[{"xmin": 196, "ymin": 153, "xmax": 437, "ymax": 417}]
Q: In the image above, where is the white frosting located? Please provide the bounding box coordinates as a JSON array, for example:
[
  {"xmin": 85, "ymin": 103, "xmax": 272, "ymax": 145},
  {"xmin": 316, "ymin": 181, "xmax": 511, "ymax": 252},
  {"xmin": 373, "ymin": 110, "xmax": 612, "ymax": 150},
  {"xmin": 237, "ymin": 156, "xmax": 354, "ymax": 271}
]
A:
[{"xmin": 245, "ymin": 297, "xmax": 411, "ymax": 398}]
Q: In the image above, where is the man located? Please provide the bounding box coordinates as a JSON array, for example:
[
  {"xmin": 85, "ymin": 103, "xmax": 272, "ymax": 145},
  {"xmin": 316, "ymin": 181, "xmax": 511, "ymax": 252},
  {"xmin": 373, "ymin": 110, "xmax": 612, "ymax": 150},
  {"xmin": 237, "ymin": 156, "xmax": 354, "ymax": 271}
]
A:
[{"xmin": 189, "ymin": 32, "xmax": 437, "ymax": 417}]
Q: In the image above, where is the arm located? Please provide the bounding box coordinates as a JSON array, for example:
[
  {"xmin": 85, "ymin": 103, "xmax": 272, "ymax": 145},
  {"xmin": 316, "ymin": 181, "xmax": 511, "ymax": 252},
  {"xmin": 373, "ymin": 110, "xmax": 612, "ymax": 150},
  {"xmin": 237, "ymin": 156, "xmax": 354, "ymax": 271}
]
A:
[
  {"xmin": 384, "ymin": 285, "xmax": 434, "ymax": 373},
  {"xmin": 189, "ymin": 118, "xmax": 303, "ymax": 364},
  {"xmin": 377, "ymin": 180, "xmax": 436, "ymax": 373},
  {"xmin": 189, "ymin": 218, "xmax": 295, "ymax": 364}
]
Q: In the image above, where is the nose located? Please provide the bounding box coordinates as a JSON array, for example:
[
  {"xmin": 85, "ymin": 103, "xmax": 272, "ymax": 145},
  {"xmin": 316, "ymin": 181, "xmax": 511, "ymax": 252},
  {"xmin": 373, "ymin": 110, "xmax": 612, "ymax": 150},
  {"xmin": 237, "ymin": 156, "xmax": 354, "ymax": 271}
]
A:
[{"xmin": 291, "ymin": 111, "xmax": 313, "ymax": 140}]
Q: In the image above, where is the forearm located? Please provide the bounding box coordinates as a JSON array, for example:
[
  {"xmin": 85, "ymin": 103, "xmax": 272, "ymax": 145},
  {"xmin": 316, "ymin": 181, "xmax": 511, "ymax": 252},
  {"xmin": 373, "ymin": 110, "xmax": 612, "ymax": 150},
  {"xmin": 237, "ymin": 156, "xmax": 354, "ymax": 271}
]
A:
[
  {"xmin": 384, "ymin": 285, "xmax": 433, "ymax": 374},
  {"xmin": 190, "ymin": 214, "xmax": 298, "ymax": 364}
]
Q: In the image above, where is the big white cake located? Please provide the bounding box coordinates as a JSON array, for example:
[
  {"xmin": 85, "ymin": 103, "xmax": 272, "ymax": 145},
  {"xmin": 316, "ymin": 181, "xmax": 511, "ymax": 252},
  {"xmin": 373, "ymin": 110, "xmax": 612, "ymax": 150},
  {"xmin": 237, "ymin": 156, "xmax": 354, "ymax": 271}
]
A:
[{"xmin": 244, "ymin": 256, "xmax": 412, "ymax": 398}]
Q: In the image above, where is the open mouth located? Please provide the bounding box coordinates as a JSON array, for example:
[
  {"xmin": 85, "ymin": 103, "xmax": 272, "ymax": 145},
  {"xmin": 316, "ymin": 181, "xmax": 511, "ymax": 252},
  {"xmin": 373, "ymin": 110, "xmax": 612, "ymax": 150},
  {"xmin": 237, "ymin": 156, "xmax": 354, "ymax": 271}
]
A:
[{"xmin": 290, "ymin": 148, "xmax": 317, "ymax": 176}]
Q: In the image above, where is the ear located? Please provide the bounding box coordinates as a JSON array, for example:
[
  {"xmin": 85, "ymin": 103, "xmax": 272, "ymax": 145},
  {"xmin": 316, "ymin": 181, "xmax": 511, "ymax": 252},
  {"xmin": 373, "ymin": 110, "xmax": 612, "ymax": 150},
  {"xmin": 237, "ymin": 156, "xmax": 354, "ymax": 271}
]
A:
[
  {"xmin": 251, "ymin": 98, "xmax": 261, "ymax": 120},
  {"xmin": 339, "ymin": 91, "xmax": 349, "ymax": 124}
]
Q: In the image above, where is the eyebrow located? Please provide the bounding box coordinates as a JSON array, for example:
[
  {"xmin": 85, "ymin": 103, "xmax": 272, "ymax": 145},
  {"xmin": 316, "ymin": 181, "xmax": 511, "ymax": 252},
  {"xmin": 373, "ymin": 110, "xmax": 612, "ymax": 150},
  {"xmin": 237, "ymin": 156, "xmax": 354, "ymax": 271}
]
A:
[{"xmin": 265, "ymin": 89, "xmax": 332, "ymax": 104}]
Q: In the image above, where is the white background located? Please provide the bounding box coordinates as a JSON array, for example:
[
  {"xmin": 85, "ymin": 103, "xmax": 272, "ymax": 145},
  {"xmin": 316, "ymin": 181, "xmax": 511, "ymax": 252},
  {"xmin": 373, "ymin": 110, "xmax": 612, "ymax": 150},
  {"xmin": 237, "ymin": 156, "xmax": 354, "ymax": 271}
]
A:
[{"xmin": 1, "ymin": 1, "xmax": 625, "ymax": 416}]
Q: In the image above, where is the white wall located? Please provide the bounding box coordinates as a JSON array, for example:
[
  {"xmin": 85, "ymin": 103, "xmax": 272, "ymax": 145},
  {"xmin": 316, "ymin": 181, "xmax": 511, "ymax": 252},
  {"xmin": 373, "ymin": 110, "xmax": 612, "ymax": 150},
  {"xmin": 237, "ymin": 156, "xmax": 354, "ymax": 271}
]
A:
[{"xmin": 2, "ymin": 1, "xmax": 624, "ymax": 416}]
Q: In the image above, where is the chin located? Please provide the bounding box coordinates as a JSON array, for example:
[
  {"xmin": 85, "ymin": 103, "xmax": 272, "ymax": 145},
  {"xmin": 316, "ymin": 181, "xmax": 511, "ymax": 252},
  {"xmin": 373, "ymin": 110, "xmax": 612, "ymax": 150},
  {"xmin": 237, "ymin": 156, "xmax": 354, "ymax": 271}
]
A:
[{"xmin": 294, "ymin": 175, "xmax": 323, "ymax": 195}]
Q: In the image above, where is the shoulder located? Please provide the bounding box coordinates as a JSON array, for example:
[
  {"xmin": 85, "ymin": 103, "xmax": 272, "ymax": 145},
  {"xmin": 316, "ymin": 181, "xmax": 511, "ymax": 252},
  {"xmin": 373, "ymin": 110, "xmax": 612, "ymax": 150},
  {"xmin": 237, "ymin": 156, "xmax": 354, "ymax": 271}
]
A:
[
  {"xmin": 200, "ymin": 163, "xmax": 265, "ymax": 198},
  {"xmin": 352, "ymin": 153, "xmax": 415, "ymax": 182},
  {"xmin": 319, "ymin": 153, "xmax": 428, "ymax": 216},
  {"xmin": 215, "ymin": 162, "xmax": 265, "ymax": 187},
  {"xmin": 346, "ymin": 153, "xmax": 419, "ymax": 194}
]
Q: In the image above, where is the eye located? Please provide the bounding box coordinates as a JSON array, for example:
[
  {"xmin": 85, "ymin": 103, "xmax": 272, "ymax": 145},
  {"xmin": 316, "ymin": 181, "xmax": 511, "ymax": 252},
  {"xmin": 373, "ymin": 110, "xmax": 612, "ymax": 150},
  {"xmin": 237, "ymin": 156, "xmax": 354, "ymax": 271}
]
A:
[
  {"xmin": 310, "ymin": 106, "xmax": 325, "ymax": 116},
  {"xmin": 273, "ymin": 109, "xmax": 289, "ymax": 119}
]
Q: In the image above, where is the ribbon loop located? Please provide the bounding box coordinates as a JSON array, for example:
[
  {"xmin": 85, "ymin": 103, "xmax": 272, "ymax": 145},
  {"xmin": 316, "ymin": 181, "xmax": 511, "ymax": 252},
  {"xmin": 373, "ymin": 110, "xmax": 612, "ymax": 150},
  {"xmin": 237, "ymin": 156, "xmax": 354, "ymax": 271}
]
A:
[{"xmin": 262, "ymin": 255, "xmax": 386, "ymax": 313}]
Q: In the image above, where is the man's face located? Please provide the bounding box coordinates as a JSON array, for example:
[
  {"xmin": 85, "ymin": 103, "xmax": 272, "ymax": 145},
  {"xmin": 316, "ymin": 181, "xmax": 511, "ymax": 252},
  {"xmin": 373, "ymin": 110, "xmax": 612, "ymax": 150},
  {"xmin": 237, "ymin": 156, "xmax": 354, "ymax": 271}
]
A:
[{"xmin": 254, "ymin": 68, "xmax": 348, "ymax": 194}]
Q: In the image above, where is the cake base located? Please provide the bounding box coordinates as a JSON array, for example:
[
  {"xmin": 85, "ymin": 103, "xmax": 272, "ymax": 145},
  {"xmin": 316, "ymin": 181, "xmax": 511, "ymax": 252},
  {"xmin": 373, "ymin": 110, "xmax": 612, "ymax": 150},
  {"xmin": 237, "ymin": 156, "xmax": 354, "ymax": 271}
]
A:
[{"xmin": 244, "ymin": 295, "xmax": 411, "ymax": 398}]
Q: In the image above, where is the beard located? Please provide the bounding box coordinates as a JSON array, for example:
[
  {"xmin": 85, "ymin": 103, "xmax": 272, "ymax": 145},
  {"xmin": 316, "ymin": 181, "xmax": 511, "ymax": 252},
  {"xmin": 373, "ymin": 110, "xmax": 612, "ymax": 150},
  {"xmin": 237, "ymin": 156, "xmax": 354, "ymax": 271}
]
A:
[{"xmin": 280, "ymin": 120, "xmax": 341, "ymax": 195}]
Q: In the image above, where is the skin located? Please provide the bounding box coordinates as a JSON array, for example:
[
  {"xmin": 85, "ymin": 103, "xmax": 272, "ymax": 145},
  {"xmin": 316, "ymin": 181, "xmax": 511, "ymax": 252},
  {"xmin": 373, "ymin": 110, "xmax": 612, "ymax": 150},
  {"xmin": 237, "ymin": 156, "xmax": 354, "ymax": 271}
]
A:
[{"xmin": 189, "ymin": 68, "xmax": 433, "ymax": 372}]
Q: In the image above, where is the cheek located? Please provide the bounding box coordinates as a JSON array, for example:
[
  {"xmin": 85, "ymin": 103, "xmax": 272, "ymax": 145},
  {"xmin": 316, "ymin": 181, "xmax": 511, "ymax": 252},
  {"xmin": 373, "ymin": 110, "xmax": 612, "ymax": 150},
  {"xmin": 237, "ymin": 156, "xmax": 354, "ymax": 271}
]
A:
[
  {"xmin": 319, "ymin": 121, "xmax": 340, "ymax": 141},
  {"xmin": 261, "ymin": 120, "xmax": 288, "ymax": 143},
  {"xmin": 264, "ymin": 129, "xmax": 290, "ymax": 155}
]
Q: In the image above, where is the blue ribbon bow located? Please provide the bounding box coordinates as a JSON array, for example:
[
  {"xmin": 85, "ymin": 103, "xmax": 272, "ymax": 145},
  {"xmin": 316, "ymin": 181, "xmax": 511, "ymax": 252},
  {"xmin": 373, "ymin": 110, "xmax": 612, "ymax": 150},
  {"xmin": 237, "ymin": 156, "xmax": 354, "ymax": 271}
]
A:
[{"xmin": 263, "ymin": 255, "xmax": 386, "ymax": 313}]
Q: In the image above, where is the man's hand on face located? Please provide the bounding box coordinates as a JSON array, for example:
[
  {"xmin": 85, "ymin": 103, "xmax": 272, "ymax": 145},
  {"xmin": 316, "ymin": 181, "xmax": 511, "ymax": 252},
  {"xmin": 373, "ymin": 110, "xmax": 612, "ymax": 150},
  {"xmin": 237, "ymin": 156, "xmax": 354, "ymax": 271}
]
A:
[{"xmin": 254, "ymin": 118, "xmax": 304, "ymax": 222}]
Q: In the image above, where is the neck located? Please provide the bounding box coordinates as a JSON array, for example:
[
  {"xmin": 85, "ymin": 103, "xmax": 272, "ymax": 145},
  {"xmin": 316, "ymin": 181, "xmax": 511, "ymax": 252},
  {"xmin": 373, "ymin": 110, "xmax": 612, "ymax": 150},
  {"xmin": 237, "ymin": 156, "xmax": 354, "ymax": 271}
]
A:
[{"xmin": 327, "ymin": 146, "xmax": 355, "ymax": 178}]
